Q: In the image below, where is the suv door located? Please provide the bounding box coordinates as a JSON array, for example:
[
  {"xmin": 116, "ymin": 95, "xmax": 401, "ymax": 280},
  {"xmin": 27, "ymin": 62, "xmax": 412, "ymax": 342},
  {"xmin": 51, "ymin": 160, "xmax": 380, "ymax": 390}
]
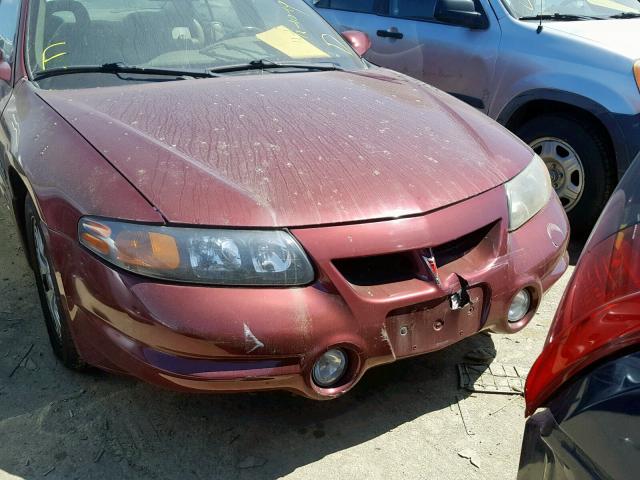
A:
[
  {"xmin": 379, "ymin": 0, "xmax": 501, "ymax": 111},
  {"xmin": 311, "ymin": 0, "xmax": 396, "ymax": 52},
  {"xmin": 312, "ymin": 0, "xmax": 501, "ymax": 113}
]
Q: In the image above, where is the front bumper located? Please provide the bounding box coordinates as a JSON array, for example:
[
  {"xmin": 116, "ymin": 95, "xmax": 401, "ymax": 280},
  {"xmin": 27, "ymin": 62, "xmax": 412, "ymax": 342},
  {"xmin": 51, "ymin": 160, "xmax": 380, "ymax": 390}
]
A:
[{"xmin": 48, "ymin": 185, "xmax": 569, "ymax": 399}]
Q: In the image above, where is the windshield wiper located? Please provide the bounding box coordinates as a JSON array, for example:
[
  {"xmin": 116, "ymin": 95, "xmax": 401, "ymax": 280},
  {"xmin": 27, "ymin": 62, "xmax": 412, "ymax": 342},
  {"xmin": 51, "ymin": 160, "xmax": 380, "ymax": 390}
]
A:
[
  {"xmin": 209, "ymin": 58, "xmax": 343, "ymax": 74},
  {"xmin": 607, "ymin": 12, "xmax": 640, "ymax": 19},
  {"xmin": 519, "ymin": 13, "xmax": 600, "ymax": 21},
  {"xmin": 32, "ymin": 63, "xmax": 219, "ymax": 81}
]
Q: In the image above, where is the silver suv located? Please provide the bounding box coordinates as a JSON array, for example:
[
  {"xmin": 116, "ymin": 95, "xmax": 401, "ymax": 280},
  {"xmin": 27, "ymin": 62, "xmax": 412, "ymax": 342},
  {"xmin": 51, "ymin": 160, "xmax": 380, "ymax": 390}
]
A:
[{"xmin": 308, "ymin": 0, "xmax": 640, "ymax": 233}]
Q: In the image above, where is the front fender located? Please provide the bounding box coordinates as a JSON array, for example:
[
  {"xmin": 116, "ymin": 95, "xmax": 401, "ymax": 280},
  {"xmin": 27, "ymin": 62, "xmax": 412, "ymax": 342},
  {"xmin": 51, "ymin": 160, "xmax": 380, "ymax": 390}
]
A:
[{"xmin": 7, "ymin": 80, "xmax": 164, "ymax": 239}]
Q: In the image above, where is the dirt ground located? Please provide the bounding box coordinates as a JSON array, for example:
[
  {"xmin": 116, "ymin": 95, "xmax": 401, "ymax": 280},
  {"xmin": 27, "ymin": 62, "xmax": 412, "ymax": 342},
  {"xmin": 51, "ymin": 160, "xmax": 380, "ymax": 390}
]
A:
[{"xmin": 0, "ymin": 204, "xmax": 576, "ymax": 480}]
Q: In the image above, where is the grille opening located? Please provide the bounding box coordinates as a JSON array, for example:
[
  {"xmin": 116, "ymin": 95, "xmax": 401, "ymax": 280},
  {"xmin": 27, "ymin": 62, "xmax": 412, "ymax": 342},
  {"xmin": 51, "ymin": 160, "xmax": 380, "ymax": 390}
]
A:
[
  {"xmin": 431, "ymin": 222, "xmax": 496, "ymax": 267},
  {"xmin": 334, "ymin": 252, "xmax": 417, "ymax": 287},
  {"xmin": 333, "ymin": 222, "xmax": 496, "ymax": 287}
]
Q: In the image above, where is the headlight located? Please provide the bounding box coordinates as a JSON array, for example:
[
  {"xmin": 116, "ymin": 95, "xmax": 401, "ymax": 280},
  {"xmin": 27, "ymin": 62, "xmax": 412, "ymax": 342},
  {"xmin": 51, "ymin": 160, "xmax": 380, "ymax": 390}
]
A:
[
  {"xmin": 634, "ymin": 60, "xmax": 640, "ymax": 93},
  {"xmin": 505, "ymin": 154, "xmax": 553, "ymax": 231},
  {"xmin": 78, "ymin": 218, "xmax": 314, "ymax": 286}
]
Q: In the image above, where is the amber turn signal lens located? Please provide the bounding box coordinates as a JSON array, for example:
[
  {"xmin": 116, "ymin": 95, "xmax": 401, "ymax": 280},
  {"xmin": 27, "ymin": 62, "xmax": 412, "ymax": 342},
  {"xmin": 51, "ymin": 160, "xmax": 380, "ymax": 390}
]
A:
[
  {"xmin": 635, "ymin": 60, "xmax": 640, "ymax": 92},
  {"xmin": 115, "ymin": 231, "xmax": 180, "ymax": 270},
  {"xmin": 81, "ymin": 220, "xmax": 112, "ymax": 238},
  {"xmin": 80, "ymin": 232, "xmax": 110, "ymax": 256}
]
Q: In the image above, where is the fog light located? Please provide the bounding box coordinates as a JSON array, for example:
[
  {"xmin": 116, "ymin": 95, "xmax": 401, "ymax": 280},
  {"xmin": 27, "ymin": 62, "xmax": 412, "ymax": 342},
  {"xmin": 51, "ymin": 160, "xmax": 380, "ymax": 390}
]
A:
[
  {"xmin": 508, "ymin": 289, "xmax": 531, "ymax": 323},
  {"xmin": 312, "ymin": 349, "xmax": 348, "ymax": 387}
]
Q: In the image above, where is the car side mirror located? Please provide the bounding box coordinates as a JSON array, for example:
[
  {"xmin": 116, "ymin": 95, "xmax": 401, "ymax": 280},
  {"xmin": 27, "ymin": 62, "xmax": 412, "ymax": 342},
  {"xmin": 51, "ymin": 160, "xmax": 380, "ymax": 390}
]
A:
[
  {"xmin": 341, "ymin": 30, "xmax": 372, "ymax": 57},
  {"xmin": 0, "ymin": 50, "xmax": 11, "ymax": 84},
  {"xmin": 434, "ymin": 0, "xmax": 489, "ymax": 29}
]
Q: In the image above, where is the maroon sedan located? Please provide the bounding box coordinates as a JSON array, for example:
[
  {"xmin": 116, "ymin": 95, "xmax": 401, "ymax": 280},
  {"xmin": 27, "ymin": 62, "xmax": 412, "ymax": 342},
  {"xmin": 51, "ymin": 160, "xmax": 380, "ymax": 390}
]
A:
[{"xmin": 0, "ymin": 0, "xmax": 568, "ymax": 399}]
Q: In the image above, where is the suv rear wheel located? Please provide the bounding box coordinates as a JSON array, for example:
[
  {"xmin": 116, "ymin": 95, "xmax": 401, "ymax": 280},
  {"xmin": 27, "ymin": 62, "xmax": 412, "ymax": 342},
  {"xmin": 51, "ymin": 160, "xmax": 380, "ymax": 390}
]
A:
[{"xmin": 516, "ymin": 113, "xmax": 615, "ymax": 236}]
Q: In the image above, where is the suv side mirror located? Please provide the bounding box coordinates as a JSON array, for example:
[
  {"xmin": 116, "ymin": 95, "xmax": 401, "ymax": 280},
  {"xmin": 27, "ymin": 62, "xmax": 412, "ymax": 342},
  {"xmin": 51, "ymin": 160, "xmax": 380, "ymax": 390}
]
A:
[
  {"xmin": 341, "ymin": 30, "xmax": 372, "ymax": 57},
  {"xmin": 434, "ymin": 0, "xmax": 489, "ymax": 29},
  {"xmin": 0, "ymin": 50, "xmax": 11, "ymax": 84}
]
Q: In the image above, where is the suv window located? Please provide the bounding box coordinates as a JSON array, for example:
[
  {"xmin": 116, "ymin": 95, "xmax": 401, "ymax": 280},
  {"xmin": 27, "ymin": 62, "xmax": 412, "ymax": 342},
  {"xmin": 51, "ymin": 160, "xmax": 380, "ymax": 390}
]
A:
[
  {"xmin": 315, "ymin": 0, "xmax": 380, "ymax": 14},
  {"xmin": 0, "ymin": 0, "xmax": 21, "ymax": 63},
  {"xmin": 389, "ymin": 0, "xmax": 437, "ymax": 19}
]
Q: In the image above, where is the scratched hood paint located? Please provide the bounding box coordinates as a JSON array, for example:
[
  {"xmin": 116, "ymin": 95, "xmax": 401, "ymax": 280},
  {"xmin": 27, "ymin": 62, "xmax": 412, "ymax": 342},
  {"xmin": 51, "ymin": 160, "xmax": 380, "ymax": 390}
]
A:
[{"xmin": 38, "ymin": 69, "xmax": 532, "ymax": 227}]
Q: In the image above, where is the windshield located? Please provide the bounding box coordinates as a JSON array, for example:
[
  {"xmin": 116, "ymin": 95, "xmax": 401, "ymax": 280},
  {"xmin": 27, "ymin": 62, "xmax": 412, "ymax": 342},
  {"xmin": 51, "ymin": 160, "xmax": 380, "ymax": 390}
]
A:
[
  {"xmin": 504, "ymin": 0, "xmax": 640, "ymax": 19},
  {"xmin": 26, "ymin": 0, "xmax": 364, "ymax": 77}
]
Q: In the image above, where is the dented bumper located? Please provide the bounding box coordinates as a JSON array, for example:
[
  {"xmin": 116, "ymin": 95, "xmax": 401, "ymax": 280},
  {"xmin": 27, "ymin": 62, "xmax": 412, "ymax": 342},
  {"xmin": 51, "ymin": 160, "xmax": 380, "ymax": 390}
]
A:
[{"xmin": 49, "ymin": 185, "xmax": 569, "ymax": 399}]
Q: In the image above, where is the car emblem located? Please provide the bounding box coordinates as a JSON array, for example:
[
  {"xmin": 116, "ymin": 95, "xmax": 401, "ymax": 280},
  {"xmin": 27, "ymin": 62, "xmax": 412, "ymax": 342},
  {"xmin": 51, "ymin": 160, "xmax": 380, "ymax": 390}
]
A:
[{"xmin": 423, "ymin": 248, "xmax": 441, "ymax": 286}]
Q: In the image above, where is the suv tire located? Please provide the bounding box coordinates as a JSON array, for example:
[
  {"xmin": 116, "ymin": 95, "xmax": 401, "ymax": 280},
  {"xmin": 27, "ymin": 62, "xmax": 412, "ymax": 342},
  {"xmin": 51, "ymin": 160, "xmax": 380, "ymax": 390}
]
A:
[{"xmin": 516, "ymin": 113, "xmax": 615, "ymax": 237}]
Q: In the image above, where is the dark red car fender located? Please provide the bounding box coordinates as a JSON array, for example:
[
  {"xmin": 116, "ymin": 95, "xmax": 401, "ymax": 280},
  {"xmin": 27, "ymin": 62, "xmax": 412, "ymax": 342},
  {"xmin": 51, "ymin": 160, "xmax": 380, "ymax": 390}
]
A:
[{"xmin": 6, "ymin": 81, "xmax": 163, "ymax": 238}]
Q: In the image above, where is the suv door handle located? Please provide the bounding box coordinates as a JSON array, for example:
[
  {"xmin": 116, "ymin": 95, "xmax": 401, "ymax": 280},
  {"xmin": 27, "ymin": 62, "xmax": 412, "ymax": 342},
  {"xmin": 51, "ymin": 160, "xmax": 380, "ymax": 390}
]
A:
[{"xmin": 377, "ymin": 29, "xmax": 404, "ymax": 39}]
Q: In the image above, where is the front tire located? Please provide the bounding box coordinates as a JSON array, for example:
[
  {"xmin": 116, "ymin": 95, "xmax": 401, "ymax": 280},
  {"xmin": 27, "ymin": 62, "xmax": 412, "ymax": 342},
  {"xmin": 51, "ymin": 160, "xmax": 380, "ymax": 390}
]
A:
[
  {"xmin": 25, "ymin": 196, "xmax": 86, "ymax": 370},
  {"xmin": 516, "ymin": 113, "xmax": 615, "ymax": 236}
]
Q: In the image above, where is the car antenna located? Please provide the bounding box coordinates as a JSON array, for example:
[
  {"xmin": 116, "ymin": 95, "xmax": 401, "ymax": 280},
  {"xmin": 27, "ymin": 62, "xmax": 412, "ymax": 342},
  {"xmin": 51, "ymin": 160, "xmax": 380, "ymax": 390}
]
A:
[{"xmin": 537, "ymin": 0, "xmax": 544, "ymax": 33}]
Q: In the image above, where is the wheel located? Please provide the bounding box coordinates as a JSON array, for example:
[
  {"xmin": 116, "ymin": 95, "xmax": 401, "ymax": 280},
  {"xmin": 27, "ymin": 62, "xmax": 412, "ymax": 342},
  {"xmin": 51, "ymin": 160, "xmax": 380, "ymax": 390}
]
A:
[
  {"xmin": 24, "ymin": 196, "xmax": 87, "ymax": 370},
  {"xmin": 516, "ymin": 113, "xmax": 616, "ymax": 236}
]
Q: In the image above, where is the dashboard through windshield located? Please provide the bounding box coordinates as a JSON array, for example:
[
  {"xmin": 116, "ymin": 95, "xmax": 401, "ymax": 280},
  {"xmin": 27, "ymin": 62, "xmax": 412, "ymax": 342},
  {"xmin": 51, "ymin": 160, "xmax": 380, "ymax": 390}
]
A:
[{"xmin": 26, "ymin": 0, "xmax": 365, "ymax": 82}]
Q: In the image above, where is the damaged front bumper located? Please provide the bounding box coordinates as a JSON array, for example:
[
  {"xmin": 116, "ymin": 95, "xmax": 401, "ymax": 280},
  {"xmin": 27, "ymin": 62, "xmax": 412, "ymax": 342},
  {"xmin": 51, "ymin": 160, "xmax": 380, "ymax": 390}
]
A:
[{"xmin": 50, "ymin": 185, "xmax": 569, "ymax": 399}]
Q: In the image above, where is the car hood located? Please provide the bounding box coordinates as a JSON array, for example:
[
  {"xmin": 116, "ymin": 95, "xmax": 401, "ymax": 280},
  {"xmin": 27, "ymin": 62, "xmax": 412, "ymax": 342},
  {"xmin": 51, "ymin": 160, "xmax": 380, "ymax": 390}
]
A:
[
  {"xmin": 545, "ymin": 19, "xmax": 640, "ymax": 59},
  {"xmin": 37, "ymin": 69, "xmax": 531, "ymax": 227}
]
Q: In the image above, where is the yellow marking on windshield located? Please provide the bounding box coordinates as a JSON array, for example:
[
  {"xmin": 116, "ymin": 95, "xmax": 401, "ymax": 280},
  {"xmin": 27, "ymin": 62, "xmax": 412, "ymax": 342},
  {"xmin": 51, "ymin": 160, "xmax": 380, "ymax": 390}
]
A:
[
  {"xmin": 321, "ymin": 33, "xmax": 352, "ymax": 55},
  {"xmin": 587, "ymin": 0, "xmax": 639, "ymax": 11},
  {"xmin": 277, "ymin": 0, "xmax": 310, "ymax": 38},
  {"xmin": 42, "ymin": 42, "xmax": 67, "ymax": 70},
  {"xmin": 256, "ymin": 25, "xmax": 329, "ymax": 59}
]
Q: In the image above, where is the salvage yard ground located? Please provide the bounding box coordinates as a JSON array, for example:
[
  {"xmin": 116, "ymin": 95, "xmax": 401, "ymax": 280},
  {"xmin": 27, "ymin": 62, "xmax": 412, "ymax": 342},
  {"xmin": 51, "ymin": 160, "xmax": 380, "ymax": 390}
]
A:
[{"xmin": 0, "ymin": 205, "xmax": 576, "ymax": 480}]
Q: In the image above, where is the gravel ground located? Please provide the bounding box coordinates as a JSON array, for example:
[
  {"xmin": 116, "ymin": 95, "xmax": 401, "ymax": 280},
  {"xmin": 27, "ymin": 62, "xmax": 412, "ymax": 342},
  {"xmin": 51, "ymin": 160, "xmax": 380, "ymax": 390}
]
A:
[{"xmin": 0, "ymin": 205, "xmax": 576, "ymax": 480}]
